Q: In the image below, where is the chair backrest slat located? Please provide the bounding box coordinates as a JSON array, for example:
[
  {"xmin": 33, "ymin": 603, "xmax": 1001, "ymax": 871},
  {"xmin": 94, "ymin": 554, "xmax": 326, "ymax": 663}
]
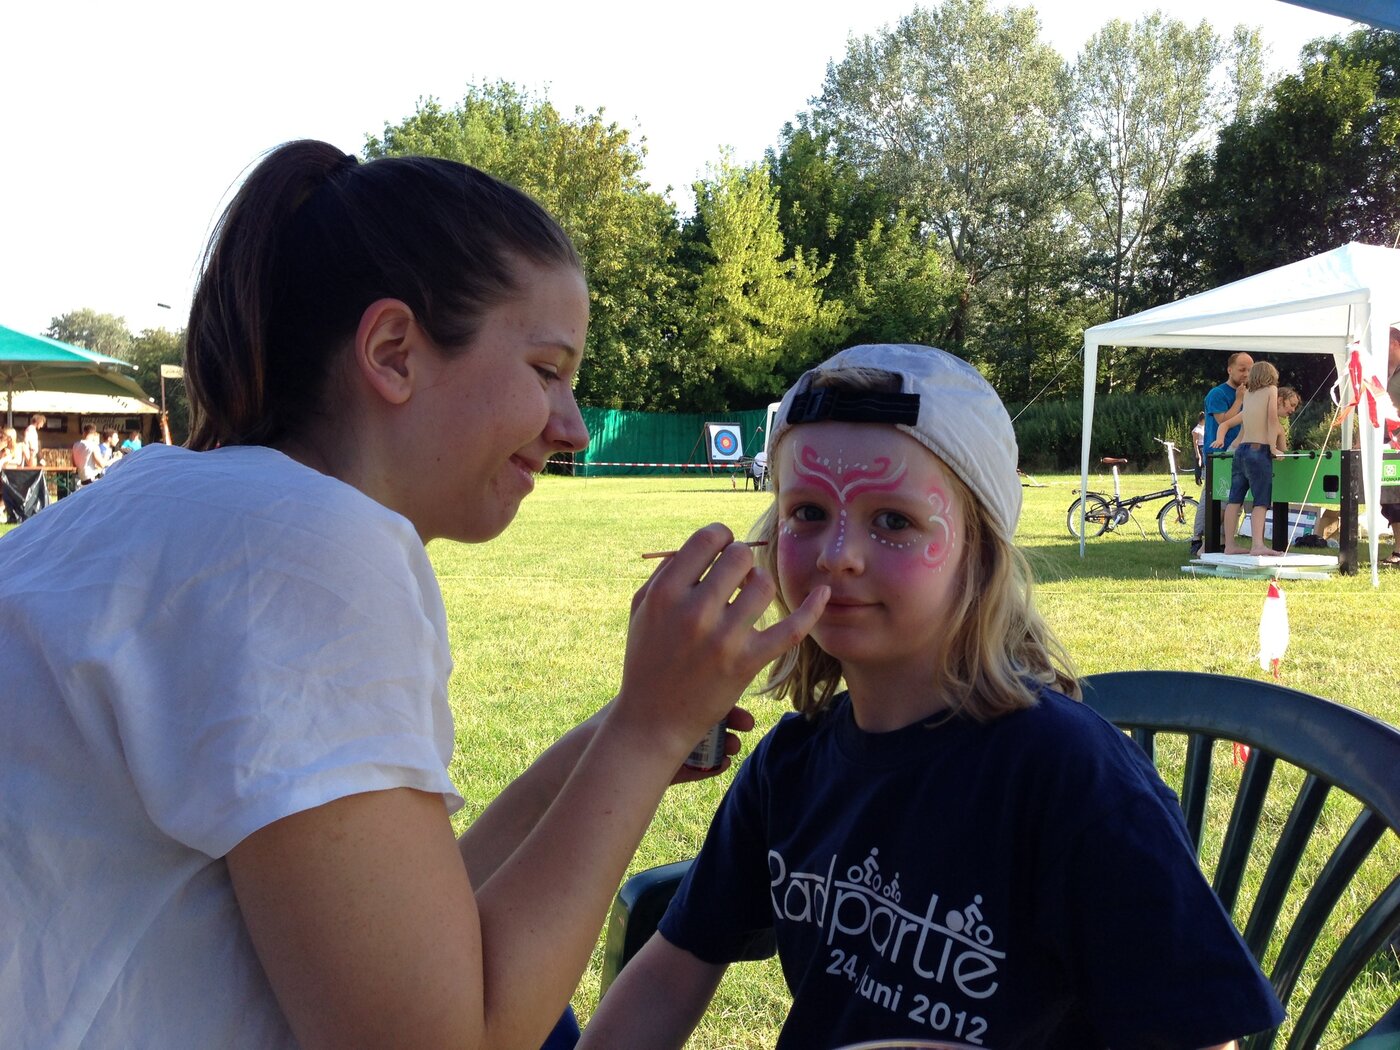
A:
[
  {"xmin": 1180, "ymin": 733, "xmax": 1216, "ymax": 856},
  {"xmin": 1079, "ymin": 670, "xmax": 1400, "ymax": 1049},
  {"xmin": 1287, "ymin": 873, "xmax": 1400, "ymax": 1050},
  {"xmin": 1132, "ymin": 726, "xmax": 1156, "ymax": 763},
  {"xmin": 1215, "ymin": 750, "xmax": 1277, "ymax": 914},
  {"xmin": 1242, "ymin": 774, "xmax": 1330, "ymax": 959},
  {"xmin": 1269, "ymin": 808, "xmax": 1387, "ymax": 1021}
]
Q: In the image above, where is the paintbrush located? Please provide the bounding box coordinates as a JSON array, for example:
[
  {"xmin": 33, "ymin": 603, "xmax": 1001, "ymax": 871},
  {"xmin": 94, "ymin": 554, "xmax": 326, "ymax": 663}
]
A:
[{"xmin": 640, "ymin": 540, "xmax": 769, "ymax": 560}]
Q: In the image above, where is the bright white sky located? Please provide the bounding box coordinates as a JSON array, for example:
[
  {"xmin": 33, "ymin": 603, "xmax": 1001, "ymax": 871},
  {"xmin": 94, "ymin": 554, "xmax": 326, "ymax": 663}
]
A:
[{"xmin": 0, "ymin": 0, "xmax": 1358, "ymax": 340}]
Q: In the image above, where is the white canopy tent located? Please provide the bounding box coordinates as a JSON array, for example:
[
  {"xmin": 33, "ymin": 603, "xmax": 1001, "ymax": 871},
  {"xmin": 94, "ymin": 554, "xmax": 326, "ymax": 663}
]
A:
[{"xmin": 1080, "ymin": 241, "xmax": 1400, "ymax": 586}]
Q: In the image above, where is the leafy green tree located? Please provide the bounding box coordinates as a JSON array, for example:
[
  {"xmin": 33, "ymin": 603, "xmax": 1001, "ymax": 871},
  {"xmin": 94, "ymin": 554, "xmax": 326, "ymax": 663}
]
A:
[
  {"xmin": 367, "ymin": 84, "xmax": 689, "ymax": 409},
  {"xmin": 840, "ymin": 214, "xmax": 959, "ymax": 350},
  {"xmin": 1149, "ymin": 28, "xmax": 1400, "ymax": 397},
  {"xmin": 1160, "ymin": 29, "xmax": 1400, "ymax": 285},
  {"xmin": 815, "ymin": 0, "xmax": 1070, "ymax": 350},
  {"xmin": 128, "ymin": 327, "xmax": 189, "ymax": 443},
  {"xmin": 975, "ymin": 212, "xmax": 1100, "ymax": 402},
  {"xmin": 765, "ymin": 117, "xmax": 893, "ymax": 297},
  {"xmin": 1227, "ymin": 25, "xmax": 1269, "ymax": 123},
  {"xmin": 1067, "ymin": 15, "xmax": 1242, "ymax": 323},
  {"xmin": 46, "ymin": 309, "xmax": 133, "ymax": 360},
  {"xmin": 686, "ymin": 159, "xmax": 841, "ymax": 405},
  {"xmin": 1066, "ymin": 16, "xmax": 1263, "ymax": 394}
]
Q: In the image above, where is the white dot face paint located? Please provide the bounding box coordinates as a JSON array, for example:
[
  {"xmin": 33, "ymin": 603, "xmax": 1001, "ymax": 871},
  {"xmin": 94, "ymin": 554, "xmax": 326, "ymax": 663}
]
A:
[
  {"xmin": 774, "ymin": 422, "xmax": 967, "ymax": 684},
  {"xmin": 870, "ymin": 530, "xmax": 913, "ymax": 551}
]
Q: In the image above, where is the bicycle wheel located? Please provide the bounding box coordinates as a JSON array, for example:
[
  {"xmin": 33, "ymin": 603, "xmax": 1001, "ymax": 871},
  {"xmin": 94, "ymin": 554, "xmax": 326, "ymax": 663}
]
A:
[
  {"xmin": 1157, "ymin": 496, "xmax": 1199, "ymax": 542},
  {"xmin": 1067, "ymin": 494, "xmax": 1112, "ymax": 539}
]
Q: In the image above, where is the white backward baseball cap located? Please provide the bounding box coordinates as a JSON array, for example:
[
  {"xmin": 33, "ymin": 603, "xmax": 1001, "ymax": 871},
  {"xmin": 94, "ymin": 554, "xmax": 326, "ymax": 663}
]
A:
[{"xmin": 767, "ymin": 344, "xmax": 1022, "ymax": 539}]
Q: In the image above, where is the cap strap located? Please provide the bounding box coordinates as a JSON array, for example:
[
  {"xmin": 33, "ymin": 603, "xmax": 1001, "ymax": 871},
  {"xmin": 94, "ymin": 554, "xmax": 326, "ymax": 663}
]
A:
[{"xmin": 786, "ymin": 388, "xmax": 920, "ymax": 427}]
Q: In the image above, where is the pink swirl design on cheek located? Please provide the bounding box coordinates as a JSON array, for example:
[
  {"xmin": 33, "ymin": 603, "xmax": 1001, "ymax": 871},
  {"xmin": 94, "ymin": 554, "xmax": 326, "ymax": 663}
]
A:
[{"xmin": 922, "ymin": 489, "xmax": 954, "ymax": 569}]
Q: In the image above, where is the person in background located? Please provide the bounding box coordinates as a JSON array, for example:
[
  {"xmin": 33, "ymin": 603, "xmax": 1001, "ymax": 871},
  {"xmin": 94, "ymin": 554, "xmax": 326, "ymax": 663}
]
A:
[
  {"xmin": 99, "ymin": 427, "xmax": 121, "ymax": 462},
  {"xmin": 71, "ymin": 423, "xmax": 108, "ymax": 484},
  {"xmin": 1217, "ymin": 361, "xmax": 1283, "ymax": 557},
  {"xmin": 22, "ymin": 413, "xmax": 45, "ymax": 467},
  {"xmin": 0, "ymin": 139, "xmax": 824, "ymax": 1050},
  {"xmin": 1383, "ymin": 327, "xmax": 1400, "ymax": 567},
  {"xmin": 1192, "ymin": 410, "xmax": 1206, "ymax": 485},
  {"xmin": 1222, "ymin": 384, "xmax": 1299, "ymax": 456},
  {"xmin": 1, "ymin": 428, "xmax": 23, "ymax": 524},
  {"xmin": 582, "ymin": 344, "xmax": 1281, "ymax": 1050},
  {"xmin": 119, "ymin": 429, "xmax": 143, "ymax": 455},
  {"xmin": 1273, "ymin": 386, "xmax": 1300, "ymax": 453},
  {"xmin": 1191, "ymin": 352, "xmax": 1254, "ymax": 554},
  {"xmin": 1, "ymin": 427, "xmax": 22, "ymax": 469}
]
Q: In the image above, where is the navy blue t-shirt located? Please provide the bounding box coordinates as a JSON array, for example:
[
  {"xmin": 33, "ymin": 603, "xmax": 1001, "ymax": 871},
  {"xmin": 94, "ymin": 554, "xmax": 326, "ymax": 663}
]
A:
[{"xmin": 660, "ymin": 690, "xmax": 1282, "ymax": 1050}]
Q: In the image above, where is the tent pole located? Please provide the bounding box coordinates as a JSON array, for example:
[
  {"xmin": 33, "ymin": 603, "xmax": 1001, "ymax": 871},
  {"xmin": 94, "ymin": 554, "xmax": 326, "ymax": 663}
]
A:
[
  {"xmin": 1363, "ymin": 309, "xmax": 1386, "ymax": 586},
  {"xmin": 1079, "ymin": 339, "xmax": 1099, "ymax": 558}
]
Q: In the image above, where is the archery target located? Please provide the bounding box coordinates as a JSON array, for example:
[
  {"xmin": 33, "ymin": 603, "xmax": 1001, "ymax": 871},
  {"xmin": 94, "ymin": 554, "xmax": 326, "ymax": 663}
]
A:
[{"xmin": 707, "ymin": 424, "xmax": 744, "ymax": 462}]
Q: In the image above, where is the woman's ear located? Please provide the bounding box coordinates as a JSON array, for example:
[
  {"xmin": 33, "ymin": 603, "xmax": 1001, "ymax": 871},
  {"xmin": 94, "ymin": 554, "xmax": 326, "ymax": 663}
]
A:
[{"xmin": 353, "ymin": 299, "xmax": 422, "ymax": 407}]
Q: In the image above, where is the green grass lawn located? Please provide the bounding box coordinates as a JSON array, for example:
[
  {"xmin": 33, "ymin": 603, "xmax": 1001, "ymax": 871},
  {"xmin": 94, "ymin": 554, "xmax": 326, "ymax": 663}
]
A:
[
  {"xmin": 431, "ymin": 471, "xmax": 1398, "ymax": 1049},
  {"xmin": 5, "ymin": 469, "xmax": 1395, "ymax": 1045}
]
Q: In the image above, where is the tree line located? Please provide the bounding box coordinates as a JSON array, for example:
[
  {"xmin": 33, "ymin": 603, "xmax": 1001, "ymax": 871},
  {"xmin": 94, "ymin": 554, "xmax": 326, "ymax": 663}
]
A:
[{"xmin": 49, "ymin": 2, "xmax": 1400, "ymax": 446}]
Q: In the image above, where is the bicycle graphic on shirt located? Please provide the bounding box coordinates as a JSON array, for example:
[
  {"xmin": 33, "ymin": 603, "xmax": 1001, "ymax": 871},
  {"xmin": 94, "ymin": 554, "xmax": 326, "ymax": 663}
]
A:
[{"xmin": 1066, "ymin": 438, "xmax": 1199, "ymax": 542}]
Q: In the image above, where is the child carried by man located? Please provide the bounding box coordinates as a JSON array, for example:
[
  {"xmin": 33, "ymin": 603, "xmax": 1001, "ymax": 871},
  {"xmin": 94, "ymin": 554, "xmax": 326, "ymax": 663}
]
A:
[{"xmin": 1212, "ymin": 360, "xmax": 1284, "ymax": 556}]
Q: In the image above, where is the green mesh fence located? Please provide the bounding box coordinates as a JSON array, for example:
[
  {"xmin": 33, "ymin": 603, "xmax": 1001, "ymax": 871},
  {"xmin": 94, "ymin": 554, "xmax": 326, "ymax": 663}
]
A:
[{"xmin": 561, "ymin": 407, "xmax": 769, "ymax": 476}]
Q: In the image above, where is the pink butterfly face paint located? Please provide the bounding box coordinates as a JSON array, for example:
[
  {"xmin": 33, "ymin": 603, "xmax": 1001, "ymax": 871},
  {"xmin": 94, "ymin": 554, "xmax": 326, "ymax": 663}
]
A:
[
  {"xmin": 782, "ymin": 440, "xmax": 956, "ymax": 572},
  {"xmin": 790, "ymin": 445, "xmax": 908, "ymax": 558},
  {"xmin": 774, "ymin": 422, "xmax": 966, "ymax": 680}
]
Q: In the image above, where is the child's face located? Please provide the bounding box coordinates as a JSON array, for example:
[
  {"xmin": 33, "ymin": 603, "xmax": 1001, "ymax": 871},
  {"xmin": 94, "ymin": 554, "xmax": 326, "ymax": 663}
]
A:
[
  {"xmin": 1279, "ymin": 396, "xmax": 1299, "ymax": 418},
  {"xmin": 774, "ymin": 422, "xmax": 965, "ymax": 681}
]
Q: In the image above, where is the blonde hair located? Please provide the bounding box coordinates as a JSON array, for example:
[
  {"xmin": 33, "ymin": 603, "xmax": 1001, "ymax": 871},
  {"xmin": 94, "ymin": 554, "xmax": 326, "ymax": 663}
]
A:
[
  {"xmin": 752, "ymin": 375, "xmax": 1078, "ymax": 724},
  {"xmin": 1247, "ymin": 361, "xmax": 1279, "ymax": 392}
]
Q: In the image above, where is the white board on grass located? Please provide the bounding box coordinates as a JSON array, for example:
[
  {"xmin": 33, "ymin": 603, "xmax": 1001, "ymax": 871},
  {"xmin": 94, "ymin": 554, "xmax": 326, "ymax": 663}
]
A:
[
  {"xmin": 1197, "ymin": 552, "xmax": 1338, "ymax": 568},
  {"xmin": 1181, "ymin": 565, "xmax": 1334, "ymax": 581}
]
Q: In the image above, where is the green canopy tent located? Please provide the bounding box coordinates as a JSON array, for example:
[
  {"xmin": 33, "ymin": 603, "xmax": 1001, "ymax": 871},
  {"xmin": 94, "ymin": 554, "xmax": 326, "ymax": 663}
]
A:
[{"xmin": 1, "ymin": 324, "xmax": 152, "ymax": 427}]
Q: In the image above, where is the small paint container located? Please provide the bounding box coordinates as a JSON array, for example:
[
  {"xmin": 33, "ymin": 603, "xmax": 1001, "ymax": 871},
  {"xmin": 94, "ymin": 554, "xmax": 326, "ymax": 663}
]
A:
[{"xmin": 683, "ymin": 721, "xmax": 727, "ymax": 771}]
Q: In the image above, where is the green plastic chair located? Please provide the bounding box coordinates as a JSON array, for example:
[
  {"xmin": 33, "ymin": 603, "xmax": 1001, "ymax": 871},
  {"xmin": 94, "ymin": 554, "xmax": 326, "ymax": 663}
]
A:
[{"xmin": 598, "ymin": 671, "xmax": 1400, "ymax": 1049}]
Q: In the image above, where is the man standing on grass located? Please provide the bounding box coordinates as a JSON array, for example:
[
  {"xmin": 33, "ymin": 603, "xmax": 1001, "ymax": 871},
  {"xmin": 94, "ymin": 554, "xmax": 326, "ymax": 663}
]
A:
[{"xmin": 1191, "ymin": 352, "xmax": 1254, "ymax": 554}]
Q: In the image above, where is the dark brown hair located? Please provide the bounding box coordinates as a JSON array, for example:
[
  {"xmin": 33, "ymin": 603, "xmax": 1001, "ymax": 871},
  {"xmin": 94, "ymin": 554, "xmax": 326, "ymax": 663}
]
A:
[{"xmin": 185, "ymin": 139, "xmax": 580, "ymax": 450}]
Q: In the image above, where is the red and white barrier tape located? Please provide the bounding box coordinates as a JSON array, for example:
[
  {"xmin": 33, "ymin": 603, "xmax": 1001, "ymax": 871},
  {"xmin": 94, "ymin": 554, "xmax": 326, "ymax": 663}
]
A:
[{"xmin": 579, "ymin": 461, "xmax": 744, "ymax": 469}]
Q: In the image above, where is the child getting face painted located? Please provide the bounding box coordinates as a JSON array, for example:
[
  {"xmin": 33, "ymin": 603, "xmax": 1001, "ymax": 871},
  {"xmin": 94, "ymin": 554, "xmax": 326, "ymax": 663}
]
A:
[{"xmin": 581, "ymin": 345, "xmax": 1283, "ymax": 1050}]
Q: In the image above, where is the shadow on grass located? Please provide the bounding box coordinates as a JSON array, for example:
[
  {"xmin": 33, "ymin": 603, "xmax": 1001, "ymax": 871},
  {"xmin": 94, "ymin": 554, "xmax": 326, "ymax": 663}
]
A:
[{"xmin": 1028, "ymin": 538, "xmax": 1215, "ymax": 583}]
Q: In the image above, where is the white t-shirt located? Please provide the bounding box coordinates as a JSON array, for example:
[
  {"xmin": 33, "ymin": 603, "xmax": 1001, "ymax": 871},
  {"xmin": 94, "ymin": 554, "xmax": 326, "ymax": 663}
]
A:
[
  {"xmin": 72, "ymin": 435, "xmax": 93, "ymax": 478},
  {"xmin": 0, "ymin": 443, "xmax": 461, "ymax": 1049}
]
